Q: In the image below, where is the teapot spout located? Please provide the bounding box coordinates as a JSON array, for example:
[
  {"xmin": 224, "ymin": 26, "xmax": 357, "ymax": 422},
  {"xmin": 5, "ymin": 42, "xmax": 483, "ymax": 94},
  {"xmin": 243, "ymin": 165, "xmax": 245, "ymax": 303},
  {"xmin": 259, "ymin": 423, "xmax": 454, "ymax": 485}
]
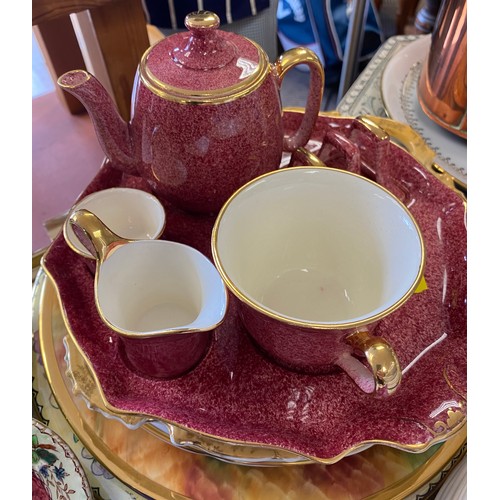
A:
[{"xmin": 58, "ymin": 70, "xmax": 136, "ymax": 173}]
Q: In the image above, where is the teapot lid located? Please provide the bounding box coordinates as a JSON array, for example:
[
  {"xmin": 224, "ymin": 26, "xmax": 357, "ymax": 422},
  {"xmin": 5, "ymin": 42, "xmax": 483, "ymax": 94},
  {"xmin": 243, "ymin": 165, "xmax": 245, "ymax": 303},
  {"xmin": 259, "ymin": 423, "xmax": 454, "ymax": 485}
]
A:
[{"xmin": 140, "ymin": 11, "xmax": 269, "ymax": 104}]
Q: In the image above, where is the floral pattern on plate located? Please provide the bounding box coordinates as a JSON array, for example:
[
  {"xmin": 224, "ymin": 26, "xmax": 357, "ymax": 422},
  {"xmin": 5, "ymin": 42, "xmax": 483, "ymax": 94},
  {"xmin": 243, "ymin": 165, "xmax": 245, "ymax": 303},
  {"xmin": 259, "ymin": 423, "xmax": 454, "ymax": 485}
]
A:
[{"xmin": 32, "ymin": 418, "xmax": 92, "ymax": 499}]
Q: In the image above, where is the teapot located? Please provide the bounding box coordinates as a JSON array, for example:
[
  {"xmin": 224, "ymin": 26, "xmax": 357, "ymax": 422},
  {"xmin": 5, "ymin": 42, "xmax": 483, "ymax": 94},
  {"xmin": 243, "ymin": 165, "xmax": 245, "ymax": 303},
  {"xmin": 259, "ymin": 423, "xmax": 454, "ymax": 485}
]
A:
[{"xmin": 58, "ymin": 10, "xmax": 325, "ymax": 214}]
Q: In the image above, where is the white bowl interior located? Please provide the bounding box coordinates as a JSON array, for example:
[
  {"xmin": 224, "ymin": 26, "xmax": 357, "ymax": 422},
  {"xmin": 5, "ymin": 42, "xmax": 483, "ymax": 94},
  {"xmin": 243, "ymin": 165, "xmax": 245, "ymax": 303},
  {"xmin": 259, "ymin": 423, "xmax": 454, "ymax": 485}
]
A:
[
  {"xmin": 214, "ymin": 168, "xmax": 424, "ymax": 325},
  {"xmin": 64, "ymin": 188, "xmax": 165, "ymax": 257},
  {"xmin": 97, "ymin": 240, "xmax": 227, "ymax": 335}
]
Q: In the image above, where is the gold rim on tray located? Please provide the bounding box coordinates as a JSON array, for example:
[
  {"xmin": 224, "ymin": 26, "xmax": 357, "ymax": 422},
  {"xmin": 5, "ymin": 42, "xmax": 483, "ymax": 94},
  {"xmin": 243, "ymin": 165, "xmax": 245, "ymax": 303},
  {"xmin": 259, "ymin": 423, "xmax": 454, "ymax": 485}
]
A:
[
  {"xmin": 38, "ymin": 272, "xmax": 467, "ymax": 500},
  {"xmin": 37, "ymin": 111, "xmax": 467, "ymax": 499},
  {"xmin": 38, "ymin": 271, "xmax": 466, "ymax": 500}
]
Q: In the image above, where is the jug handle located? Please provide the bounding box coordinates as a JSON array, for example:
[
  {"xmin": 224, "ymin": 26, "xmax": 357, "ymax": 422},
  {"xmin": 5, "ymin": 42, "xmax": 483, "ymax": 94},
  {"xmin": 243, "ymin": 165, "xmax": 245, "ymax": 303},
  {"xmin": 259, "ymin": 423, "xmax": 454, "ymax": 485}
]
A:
[
  {"xmin": 275, "ymin": 48, "xmax": 325, "ymax": 153},
  {"xmin": 287, "ymin": 146, "xmax": 326, "ymax": 167},
  {"xmin": 69, "ymin": 209, "xmax": 126, "ymax": 261}
]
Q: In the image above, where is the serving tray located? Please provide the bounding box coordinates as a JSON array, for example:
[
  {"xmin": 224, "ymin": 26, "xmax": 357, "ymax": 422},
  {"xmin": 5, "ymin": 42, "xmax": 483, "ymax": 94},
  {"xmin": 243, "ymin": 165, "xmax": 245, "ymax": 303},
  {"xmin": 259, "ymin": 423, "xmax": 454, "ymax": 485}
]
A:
[
  {"xmin": 41, "ymin": 112, "xmax": 467, "ymax": 465},
  {"xmin": 34, "ymin": 268, "xmax": 467, "ymax": 499}
]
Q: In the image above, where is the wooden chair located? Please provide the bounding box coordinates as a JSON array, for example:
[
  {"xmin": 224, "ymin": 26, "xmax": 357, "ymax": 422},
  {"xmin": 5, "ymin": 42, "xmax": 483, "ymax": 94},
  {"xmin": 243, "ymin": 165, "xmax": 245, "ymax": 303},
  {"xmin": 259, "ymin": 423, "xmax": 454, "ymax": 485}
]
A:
[
  {"xmin": 32, "ymin": 0, "xmax": 153, "ymax": 256},
  {"xmin": 32, "ymin": 0, "xmax": 151, "ymax": 120}
]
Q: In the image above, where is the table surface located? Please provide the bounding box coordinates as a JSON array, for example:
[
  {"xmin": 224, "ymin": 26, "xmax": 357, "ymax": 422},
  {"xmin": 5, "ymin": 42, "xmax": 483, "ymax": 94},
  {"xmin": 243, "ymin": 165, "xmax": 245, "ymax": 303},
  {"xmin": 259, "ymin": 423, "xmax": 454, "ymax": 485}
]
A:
[{"xmin": 32, "ymin": 34, "xmax": 467, "ymax": 500}]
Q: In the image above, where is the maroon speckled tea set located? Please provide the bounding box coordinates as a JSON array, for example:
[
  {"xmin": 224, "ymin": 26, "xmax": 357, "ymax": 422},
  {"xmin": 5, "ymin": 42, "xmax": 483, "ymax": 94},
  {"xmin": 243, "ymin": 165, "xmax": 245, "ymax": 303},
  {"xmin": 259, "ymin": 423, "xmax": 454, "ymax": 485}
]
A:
[
  {"xmin": 58, "ymin": 11, "xmax": 323, "ymax": 215},
  {"xmin": 41, "ymin": 11, "xmax": 466, "ymax": 463}
]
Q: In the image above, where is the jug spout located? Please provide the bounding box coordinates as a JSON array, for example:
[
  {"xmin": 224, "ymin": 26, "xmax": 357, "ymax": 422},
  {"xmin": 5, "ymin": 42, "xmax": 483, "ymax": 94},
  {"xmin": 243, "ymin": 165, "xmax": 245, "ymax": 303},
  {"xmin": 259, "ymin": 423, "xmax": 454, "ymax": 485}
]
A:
[{"xmin": 58, "ymin": 70, "xmax": 137, "ymax": 173}]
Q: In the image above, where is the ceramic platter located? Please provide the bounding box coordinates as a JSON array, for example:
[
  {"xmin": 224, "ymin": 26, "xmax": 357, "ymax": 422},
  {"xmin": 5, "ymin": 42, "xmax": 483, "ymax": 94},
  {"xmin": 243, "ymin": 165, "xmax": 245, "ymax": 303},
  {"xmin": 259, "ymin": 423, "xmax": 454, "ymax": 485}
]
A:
[
  {"xmin": 35, "ymin": 271, "xmax": 467, "ymax": 499},
  {"xmin": 61, "ymin": 331, "xmax": 315, "ymax": 465},
  {"xmin": 32, "ymin": 418, "xmax": 92, "ymax": 499},
  {"xmin": 381, "ymin": 35, "xmax": 467, "ymax": 186},
  {"xmin": 39, "ymin": 113, "xmax": 466, "ymax": 497}
]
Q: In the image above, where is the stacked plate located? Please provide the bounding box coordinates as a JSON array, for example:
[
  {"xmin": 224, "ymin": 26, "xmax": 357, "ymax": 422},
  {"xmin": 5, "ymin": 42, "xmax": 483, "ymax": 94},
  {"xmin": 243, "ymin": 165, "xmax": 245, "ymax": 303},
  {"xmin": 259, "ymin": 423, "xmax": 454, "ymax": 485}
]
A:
[
  {"xmin": 32, "ymin": 419, "xmax": 92, "ymax": 499},
  {"xmin": 38, "ymin": 111, "xmax": 467, "ymax": 499},
  {"xmin": 381, "ymin": 35, "xmax": 467, "ymax": 187}
]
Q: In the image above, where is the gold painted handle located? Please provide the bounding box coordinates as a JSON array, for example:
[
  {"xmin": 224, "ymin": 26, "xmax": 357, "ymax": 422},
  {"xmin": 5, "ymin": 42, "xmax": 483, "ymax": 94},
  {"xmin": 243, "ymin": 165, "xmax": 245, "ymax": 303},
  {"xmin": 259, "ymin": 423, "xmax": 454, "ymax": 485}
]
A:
[
  {"xmin": 358, "ymin": 115, "xmax": 467, "ymax": 197},
  {"xmin": 288, "ymin": 146, "xmax": 326, "ymax": 167},
  {"xmin": 69, "ymin": 209, "xmax": 126, "ymax": 261},
  {"xmin": 275, "ymin": 48, "xmax": 325, "ymax": 152},
  {"xmin": 345, "ymin": 329, "xmax": 402, "ymax": 397}
]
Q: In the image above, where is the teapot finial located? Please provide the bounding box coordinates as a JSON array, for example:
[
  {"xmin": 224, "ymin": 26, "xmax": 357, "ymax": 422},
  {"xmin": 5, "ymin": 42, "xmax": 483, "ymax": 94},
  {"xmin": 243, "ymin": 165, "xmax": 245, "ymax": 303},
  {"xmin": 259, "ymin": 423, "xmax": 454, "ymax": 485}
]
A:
[
  {"xmin": 171, "ymin": 11, "xmax": 235, "ymax": 70},
  {"xmin": 185, "ymin": 11, "xmax": 220, "ymax": 31}
]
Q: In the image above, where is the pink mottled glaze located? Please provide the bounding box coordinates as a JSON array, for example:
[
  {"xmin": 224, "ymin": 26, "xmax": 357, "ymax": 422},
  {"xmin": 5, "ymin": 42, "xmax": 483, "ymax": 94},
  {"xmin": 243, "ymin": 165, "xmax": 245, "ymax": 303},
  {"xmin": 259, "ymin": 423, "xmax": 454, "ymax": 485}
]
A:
[
  {"xmin": 323, "ymin": 119, "xmax": 392, "ymax": 182},
  {"xmin": 238, "ymin": 300, "xmax": 358, "ymax": 375},
  {"xmin": 132, "ymin": 75, "xmax": 284, "ymax": 214},
  {"xmin": 42, "ymin": 114, "xmax": 467, "ymax": 461},
  {"xmin": 318, "ymin": 129, "xmax": 362, "ymax": 174},
  {"xmin": 57, "ymin": 13, "xmax": 323, "ymax": 215},
  {"xmin": 119, "ymin": 329, "xmax": 213, "ymax": 380}
]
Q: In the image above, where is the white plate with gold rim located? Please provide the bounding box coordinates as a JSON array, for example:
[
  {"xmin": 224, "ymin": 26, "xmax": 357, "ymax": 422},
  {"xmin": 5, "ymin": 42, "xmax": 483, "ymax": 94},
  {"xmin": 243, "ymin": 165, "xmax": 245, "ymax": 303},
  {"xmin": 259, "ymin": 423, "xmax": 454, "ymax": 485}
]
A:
[{"xmin": 381, "ymin": 35, "xmax": 467, "ymax": 186}]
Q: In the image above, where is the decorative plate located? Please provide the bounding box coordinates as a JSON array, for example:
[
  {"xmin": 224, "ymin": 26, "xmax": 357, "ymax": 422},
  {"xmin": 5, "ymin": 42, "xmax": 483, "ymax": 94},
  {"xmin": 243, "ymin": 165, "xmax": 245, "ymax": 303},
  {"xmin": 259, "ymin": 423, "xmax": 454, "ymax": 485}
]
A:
[
  {"xmin": 36, "ymin": 268, "xmax": 467, "ymax": 500},
  {"xmin": 62, "ymin": 332, "xmax": 327, "ymax": 465},
  {"xmin": 41, "ymin": 112, "xmax": 467, "ymax": 465},
  {"xmin": 434, "ymin": 453, "xmax": 467, "ymax": 499},
  {"xmin": 32, "ymin": 419, "xmax": 92, "ymax": 499},
  {"xmin": 380, "ymin": 35, "xmax": 467, "ymax": 186}
]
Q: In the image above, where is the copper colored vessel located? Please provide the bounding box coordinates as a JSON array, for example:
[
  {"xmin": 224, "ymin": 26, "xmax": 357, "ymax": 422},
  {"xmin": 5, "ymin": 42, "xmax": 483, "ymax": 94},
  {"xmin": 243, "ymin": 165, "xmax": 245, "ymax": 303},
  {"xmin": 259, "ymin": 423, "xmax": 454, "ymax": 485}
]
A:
[{"xmin": 418, "ymin": 0, "xmax": 467, "ymax": 138}]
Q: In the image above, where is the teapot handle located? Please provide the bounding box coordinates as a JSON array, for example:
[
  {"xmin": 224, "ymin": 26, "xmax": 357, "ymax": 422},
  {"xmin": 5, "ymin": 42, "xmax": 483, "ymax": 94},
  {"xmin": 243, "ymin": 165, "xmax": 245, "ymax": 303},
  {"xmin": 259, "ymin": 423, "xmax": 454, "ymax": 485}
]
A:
[{"xmin": 275, "ymin": 48, "xmax": 325, "ymax": 153}]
